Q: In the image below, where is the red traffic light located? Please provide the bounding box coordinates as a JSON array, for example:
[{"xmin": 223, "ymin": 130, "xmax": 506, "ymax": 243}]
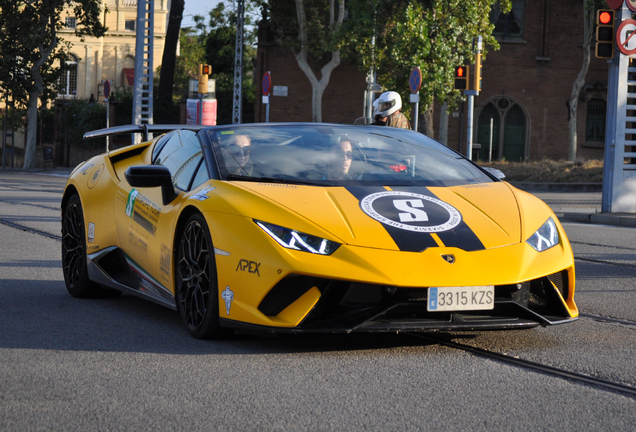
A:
[
  {"xmin": 599, "ymin": 11, "xmax": 612, "ymax": 25},
  {"xmin": 455, "ymin": 66, "xmax": 467, "ymax": 78},
  {"xmin": 202, "ymin": 65, "xmax": 212, "ymax": 75}
]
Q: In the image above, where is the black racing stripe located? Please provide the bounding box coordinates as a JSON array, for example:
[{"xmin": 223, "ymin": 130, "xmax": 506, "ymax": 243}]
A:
[
  {"xmin": 391, "ymin": 187, "xmax": 485, "ymax": 252},
  {"xmin": 345, "ymin": 186, "xmax": 438, "ymax": 252}
]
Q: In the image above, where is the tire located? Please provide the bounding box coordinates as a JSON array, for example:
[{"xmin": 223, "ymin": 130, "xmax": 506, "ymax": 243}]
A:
[
  {"xmin": 175, "ymin": 213, "xmax": 231, "ymax": 339},
  {"xmin": 61, "ymin": 194, "xmax": 121, "ymax": 298}
]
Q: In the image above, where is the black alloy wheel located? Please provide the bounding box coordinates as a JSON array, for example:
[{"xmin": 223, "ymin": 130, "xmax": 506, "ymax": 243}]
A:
[{"xmin": 176, "ymin": 213, "xmax": 229, "ymax": 339}]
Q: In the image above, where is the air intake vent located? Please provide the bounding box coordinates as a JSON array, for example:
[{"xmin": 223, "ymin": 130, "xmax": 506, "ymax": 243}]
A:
[{"xmin": 547, "ymin": 270, "xmax": 568, "ymax": 299}]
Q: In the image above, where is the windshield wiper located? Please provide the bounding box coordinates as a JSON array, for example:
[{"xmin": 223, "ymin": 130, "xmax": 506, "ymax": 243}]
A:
[{"xmin": 226, "ymin": 174, "xmax": 319, "ymax": 186}]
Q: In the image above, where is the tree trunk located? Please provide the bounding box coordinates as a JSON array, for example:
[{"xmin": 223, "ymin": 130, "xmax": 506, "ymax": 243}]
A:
[
  {"xmin": 23, "ymin": 90, "xmax": 40, "ymax": 168},
  {"xmin": 158, "ymin": 0, "xmax": 184, "ymax": 105},
  {"xmin": 438, "ymin": 102, "xmax": 449, "ymax": 145},
  {"xmin": 294, "ymin": 0, "xmax": 344, "ymax": 122},
  {"xmin": 421, "ymin": 104, "xmax": 434, "ymax": 138},
  {"xmin": 567, "ymin": 1, "xmax": 594, "ymax": 161}
]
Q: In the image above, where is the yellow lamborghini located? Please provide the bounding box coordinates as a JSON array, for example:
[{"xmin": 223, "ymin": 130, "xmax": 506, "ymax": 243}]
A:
[{"xmin": 61, "ymin": 123, "xmax": 578, "ymax": 339}]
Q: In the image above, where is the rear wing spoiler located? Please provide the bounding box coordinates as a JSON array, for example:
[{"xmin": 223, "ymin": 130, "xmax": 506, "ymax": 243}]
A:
[{"xmin": 83, "ymin": 124, "xmax": 206, "ymax": 142}]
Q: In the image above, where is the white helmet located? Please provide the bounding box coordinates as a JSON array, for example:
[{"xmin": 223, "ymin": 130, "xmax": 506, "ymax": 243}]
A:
[
  {"xmin": 378, "ymin": 91, "xmax": 402, "ymax": 117},
  {"xmin": 373, "ymin": 98, "xmax": 381, "ymax": 117}
]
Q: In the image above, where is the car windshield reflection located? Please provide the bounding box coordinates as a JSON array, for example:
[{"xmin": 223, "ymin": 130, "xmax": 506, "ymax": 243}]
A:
[{"xmin": 207, "ymin": 124, "xmax": 494, "ymax": 186}]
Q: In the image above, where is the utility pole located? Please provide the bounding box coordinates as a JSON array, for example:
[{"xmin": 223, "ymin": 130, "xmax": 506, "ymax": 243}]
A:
[
  {"xmin": 132, "ymin": 0, "xmax": 155, "ymax": 141},
  {"xmin": 232, "ymin": 0, "xmax": 245, "ymax": 124}
]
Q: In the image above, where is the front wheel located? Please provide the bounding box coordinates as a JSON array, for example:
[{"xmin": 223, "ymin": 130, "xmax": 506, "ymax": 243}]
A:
[{"xmin": 175, "ymin": 213, "xmax": 231, "ymax": 339}]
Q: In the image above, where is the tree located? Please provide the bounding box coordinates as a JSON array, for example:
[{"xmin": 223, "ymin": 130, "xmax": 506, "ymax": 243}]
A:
[
  {"xmin": 197, "ymin": 2, "xmax": 259, "ymax": 124},
  {"xmin": 157, "ymin": 0, "xmax": 185, "ymax": 121},
  {"xmin": 0, "ymin": 0, "xmax": 106, "ymax": 168},
  {"xmin": 567, "ymin": 0, "xmax": 604, "ymax": 161},
  {"xmin": 269, "ymin": 0, "xmax": 345, "ymax": 122},
  {"xmin": 342, "ymin": 0, "xmax": 507, "ymax": 137}
]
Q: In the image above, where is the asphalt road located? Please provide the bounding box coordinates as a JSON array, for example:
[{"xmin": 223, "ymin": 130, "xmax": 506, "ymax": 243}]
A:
[{"xmin": 1, "ymin": 171, "xmax": 635, "ymax": 431}]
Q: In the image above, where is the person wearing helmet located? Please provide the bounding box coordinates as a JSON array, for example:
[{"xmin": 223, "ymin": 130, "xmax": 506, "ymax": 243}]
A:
[
  {"xmin": 371, "ymin": 98, "xmax": 387, "ymax": 126},
  {"xmin": 377, "ymin": 91, "xmax": 411, "ymax": 129}
]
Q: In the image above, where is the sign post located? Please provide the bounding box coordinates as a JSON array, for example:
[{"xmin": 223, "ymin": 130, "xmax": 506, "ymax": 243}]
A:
[
  {"xmin": 104, "ymin": 80, "xmax": 111, "ymax": 151},
  {"xmin": 602, "ymin": 1, "xmax": 636, "ymax": 213},
  {"xmin": 465, "ymin": 36, "xmax": 482, "ymax": 160},
  {"xmin": 262, "ymin": 71, "xmax": 271, "ymax": 122},
  {"xmin": 409, "ymin": 67, "xmax": 422, "ymax": 132}
]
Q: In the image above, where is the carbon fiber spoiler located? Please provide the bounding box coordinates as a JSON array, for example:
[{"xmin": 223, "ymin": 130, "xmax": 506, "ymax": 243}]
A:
[{"xmin": 83, "ymin": 124, "xmax": 207, "ymax": 142}]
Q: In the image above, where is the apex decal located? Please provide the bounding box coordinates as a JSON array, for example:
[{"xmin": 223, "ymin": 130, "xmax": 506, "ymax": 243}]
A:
[
  {"xmin": 236, "ymin": 259, "xmax": 261, "ymax": 276},
  {"xmin": 360, "ymin": 191, "xmax": 462, "ymax": 233}
]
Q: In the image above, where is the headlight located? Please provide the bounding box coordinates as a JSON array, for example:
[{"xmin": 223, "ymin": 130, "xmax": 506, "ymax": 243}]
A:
[
  {"xmin": 255, "ymin": 220, "xmax": 341, "ymax": 255},
  {"xmin": 526, "ymin": 217, "xmax": 559, "ymax": 252}
]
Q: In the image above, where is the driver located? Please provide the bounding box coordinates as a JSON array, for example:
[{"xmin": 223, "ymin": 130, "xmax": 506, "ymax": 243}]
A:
[{"xmin": 325, "ymin": 138, "xmax": 354, "ymax": 180}]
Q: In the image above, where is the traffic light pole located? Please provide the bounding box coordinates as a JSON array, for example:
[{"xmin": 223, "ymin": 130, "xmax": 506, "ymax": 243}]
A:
[
  {"xmin": 602, "ymin": 1, "xmax": 636, "ymax": 213},
  {"xmin": 465, "ymin": 37, "xmax": 482, "ymax": 161},
  {"xmin": 465, "ymin": 93, "xmax": 476, "ymax": 160}
]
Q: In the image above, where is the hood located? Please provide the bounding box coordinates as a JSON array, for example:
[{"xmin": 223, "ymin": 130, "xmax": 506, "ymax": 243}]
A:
[{"xmin": 236, "ymin": 182, "xmax": 523, "ymax": 252}]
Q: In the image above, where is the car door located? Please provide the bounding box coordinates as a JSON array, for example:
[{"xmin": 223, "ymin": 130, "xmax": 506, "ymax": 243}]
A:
[{"xmin": 117, "ymin": 130, "xmax": 210, "ymax": 292}]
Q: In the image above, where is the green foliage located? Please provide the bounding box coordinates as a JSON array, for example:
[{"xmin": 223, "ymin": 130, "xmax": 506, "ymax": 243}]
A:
[
  {"xmin": 62, "ymin": 99, "xmax": 107, "ymax": 148},
  {"xmin": 339, "ymin": 0, "xmax": 509, "ymax": 116},
  {"xmin": 0, "ymin": 0, "xmax": 107, "ymax": 107}
]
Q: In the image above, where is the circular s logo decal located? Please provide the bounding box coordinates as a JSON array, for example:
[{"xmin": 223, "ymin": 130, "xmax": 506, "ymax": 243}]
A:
[{"xmin": 360, "ymin": 191, "xmax": 462, "ymax": 233}]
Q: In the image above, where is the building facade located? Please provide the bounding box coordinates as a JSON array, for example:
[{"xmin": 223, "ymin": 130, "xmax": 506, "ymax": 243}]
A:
[
  {"xmin": 255, "ymin": 0, "xmax": 611, "ymax": 161},
  {"xmin": 58, "ymin": 0, "xmax": 169, "ymax": 102}
]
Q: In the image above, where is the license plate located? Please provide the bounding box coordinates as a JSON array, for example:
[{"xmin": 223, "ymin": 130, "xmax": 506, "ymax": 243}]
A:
[{"xmin": 427, "ymin": 286, "xmax": 495, "ymax": 312}]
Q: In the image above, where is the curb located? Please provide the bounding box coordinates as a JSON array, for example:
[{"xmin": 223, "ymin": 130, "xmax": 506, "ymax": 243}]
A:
[
  {"xmin": 558, "ymin": 212, "xmax": 636, "ymax": 228},
  {"xmin": 511, "ymin": 182, "xmax": 603, "ymax": 192}
]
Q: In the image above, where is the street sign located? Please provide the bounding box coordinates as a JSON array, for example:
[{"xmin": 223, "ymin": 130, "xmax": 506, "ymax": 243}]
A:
[
  {"xmin": 103, "ymin": 80, "xmax": 111, "ymax": 98},
  {"xmin": 409, "ymin": 67, "xmax": 422, "ymax": 94},
  {"xmin": 627, "ymin": 0, "xmax": 636, "ymax": 12},
  {"xmin": 606, "ymin": 0, "xmax": 623, "ymax": 9},
  {"xmin": 617, "ymin": 19, "xmax": 636, "ymax": 55},
  {"xmin": 262, "ymin": 71, "xmax": 271, "ymax": 96}
]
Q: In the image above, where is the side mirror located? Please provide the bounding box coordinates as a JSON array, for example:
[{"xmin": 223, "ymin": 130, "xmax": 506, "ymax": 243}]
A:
[
  {"xmin": 482, "ymin": 166, "xmax": 506, "ymax": 180},
  {"xmin": 125, "ymin": 165, "xmax": 177, "ymax": 205}
]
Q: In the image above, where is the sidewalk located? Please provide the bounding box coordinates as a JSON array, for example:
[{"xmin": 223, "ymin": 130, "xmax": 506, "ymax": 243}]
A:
[
  {"xmin": 513, "ymin": 184, "xmax": 636, "ymax": 228},
  {"xmin": 3, "ymin": 167, "xmax": 635, "ymax": 228}
]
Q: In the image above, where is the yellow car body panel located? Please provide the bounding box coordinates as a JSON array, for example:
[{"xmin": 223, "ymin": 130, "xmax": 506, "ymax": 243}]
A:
[{"xmin": 62, "ymin": 123, "xmax": 578, "ymax": 336}]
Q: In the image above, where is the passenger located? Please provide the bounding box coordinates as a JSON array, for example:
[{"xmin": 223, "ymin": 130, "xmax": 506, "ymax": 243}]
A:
[
  {"xmin": 325, "ymin": 138, "xmax": 354, "ymax": 180},
  {"xmin": 224, "ymin": 134, "xmax": 252, "ymax": 175}
]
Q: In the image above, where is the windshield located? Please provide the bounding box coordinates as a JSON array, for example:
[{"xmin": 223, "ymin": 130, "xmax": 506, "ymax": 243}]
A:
[{"xmin": 207, "ymin": 124, "xmax": 494, "ymax": 187}]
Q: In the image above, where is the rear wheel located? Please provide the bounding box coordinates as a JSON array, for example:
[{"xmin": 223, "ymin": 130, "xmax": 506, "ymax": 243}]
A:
[
  {"xmin": 175, "ymin": 213, "xmax": 230, "ymax": 339},
  {"xmin": 61, "ymin": 194, "xmax": 120, "ymax": 298}
]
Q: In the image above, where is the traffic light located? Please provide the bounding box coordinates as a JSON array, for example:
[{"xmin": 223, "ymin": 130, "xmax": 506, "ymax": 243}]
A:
[
  {"xmin": 595, "ymin": 9, "xmax": 615, "ymax": 59},
  {"xmin": 198, "ymin": 64, "xmax": 211, "ymax": 94},
  {"xmin": 472, "ymin": 53, "xmax": 482, "ymax": 91},
  {"xmin": 454, "ymin": 66, "xmax": 470, "ymax": 90}
]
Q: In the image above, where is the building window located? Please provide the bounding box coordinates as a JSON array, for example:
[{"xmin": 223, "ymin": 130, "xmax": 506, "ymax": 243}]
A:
[
  {"xmin": 65, "ymin": 17, "xmax": 76, "ymax": 29},
  {"xmin": 125, "ymin": 20, "xmax": 136, "ymax": 31},
  {"xmin": 58, "ymin": 55, "xmax": 78, "ymax": 97},
  {"xmin": 491, "ymin": 0, "xmax": 524, "ymax": 38},
  {"xmin": 586, "ymin": 99, "xmax": 606, "ymax": 142}
]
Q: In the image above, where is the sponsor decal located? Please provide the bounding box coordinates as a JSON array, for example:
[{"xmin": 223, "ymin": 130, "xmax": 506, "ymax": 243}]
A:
[
  {"xmin": 221, "ymin": 286, "xmax": 234, "ymax": 315},
  {"xmin": 441, "ymin": 254, "xmax": 456, "ymax": 264},
  {"xmin": 360, "ymin": 191, "xmax": 462, "ymax": 233},
  {"xmin": 125, "ymin": 189, "xmax": 160, "ymax": 236},
  {"xmin": 87, "ymin": 164, "xmax": 104, "ymax": 189},
  {"xmin": 192, "ymin": 186, "xmax": 215, "ymax": 201},
  {"xmin": 81, "ymin": 163, "xmax": 95, "ymax": 175},
  {"xmin": 160, "ymin": 244, "xmax": 171, "ymax": 277},
  {"xmin": 236, "ymin": 259, "xmax": 260, "ymax": 276},
  {"xmin": 346, "ymin": 186, "xmax": 485, "ymax": 252},
  {"xmin": 128, "ymin": 225, "xmax": 148, "ymax": 252},
  {"xmin": 87, "ymin": 222, "xmax": 95, "ymax": 243},
  {"xmin": 88, "ymin": 245, "xmax": 100, "ymax": 251},
  {"xmin": 258, "ymin": 183, "xmax": 298, "ymax": 189}
]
